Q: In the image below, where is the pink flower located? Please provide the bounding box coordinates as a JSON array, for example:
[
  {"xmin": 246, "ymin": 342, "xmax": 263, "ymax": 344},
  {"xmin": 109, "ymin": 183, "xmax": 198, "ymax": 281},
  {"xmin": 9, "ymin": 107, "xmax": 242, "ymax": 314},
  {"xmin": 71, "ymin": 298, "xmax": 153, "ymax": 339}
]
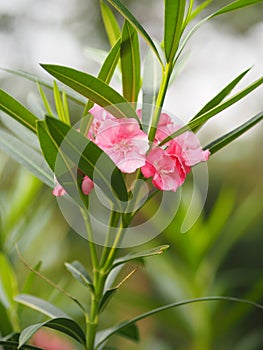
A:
[
  {"xmin": 95, "ymin": 118, "xmax": 149, "ymax": 173},
  {"xmin": 31, "ymin": 329, "xmax": 73, "ymax": 350},
  {"xmin": 81, "ymin": 175, "xmax": 94, "ymax": 195},
  {"xmin": 140, "ymin": 112, "xmax": 210, "ymax": 192},
  {"xmin": 52, "ymin": 175, "xmax": 94, "ymax": 197},
  {"xmin": 141, "ymin": 146, "xmax": 187, "ymax": 192},
  {"xmin": 52, "ymin": 182, "xmax": 66, "ymax": 197},
  {"xmin": 88, "ymin": 105, "xmax": 115, "ymax": 140}
]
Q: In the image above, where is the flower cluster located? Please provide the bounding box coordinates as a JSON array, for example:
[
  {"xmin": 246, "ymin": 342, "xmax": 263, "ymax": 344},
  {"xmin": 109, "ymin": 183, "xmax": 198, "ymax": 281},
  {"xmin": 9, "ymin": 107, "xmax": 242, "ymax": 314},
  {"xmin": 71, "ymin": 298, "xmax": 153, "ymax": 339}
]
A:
[{"xmin": 53, "ymin": 106, "xmax": 209, "ymax": 196}]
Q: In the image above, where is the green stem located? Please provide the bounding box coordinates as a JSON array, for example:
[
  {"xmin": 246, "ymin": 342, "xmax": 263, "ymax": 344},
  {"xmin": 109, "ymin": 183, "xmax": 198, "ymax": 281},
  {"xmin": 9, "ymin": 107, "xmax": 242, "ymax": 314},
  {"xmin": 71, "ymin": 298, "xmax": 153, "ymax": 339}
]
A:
[
  {"xmin": 86, "ymin": 269, "xmax": 107, "ymax": 350},
  {"xmin": 148, "ymin": 61, "xmax": 173, "ymax": 142},
  {"xmin": 81, "ymin": 208, "xmax": 99, "ymax": 270}
]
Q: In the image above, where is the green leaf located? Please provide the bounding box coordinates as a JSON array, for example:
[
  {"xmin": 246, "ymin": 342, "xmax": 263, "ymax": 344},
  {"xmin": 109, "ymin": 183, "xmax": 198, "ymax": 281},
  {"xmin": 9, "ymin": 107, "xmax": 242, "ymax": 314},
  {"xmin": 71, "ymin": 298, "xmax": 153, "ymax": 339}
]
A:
[
  {"xmin": 106, "ymin": 0, "xmax": 163, "ymax": 67},
  {"xmin": 164, "ymin": 0, "xmax": 186, "ymax": 62},
  {"xmin": 95, "ymin": 296, "xmax": 263, "ymax": 348},
  {"xmin": 42, "ymin": 117, "xmax": 128, "ymax": 204},
  {"xmin": 0, "ymin": 128, "xmax": 53, "ymax": 188},
  {"xmin": 121, "ymin": 20, "xmax": 141, "ymax": 102},
  {"xmin": 65, "ymin": 261, "xmax": 94, "ymax": 291},
  {"xmin": 99, "ymin": 288, "xmax": 117, "ymax": 312},
  {"xmin": 205, "ymin": 111, "xmax": 263, "ymax": 154},
  {"xmin": 212, "ymin": 0, "xmax": 263, "ymax": 17},
  {"xmin": 113, "ymin": 245, "xmax": 169, "ymax": 268},
  {"xmin": 0, "ymin": 253, "xmax": 19, "ymax": 330},
  {"xmin": 37, "ymin": 120, "xmax": 81, "ymax": 203},
  {"xmin": 191, "ymin": 67, "xmax": 252, "ymax": 125},
  {"xmin": 14, "ymin": 294, "xmax": 70, "ymax": 319},
  {"xmin": 53, "ymin": 81, "xmax": 68, "ymax": 124},
  {"xmin": 0, "ymin": 90, "xmax": 38, "ymax": 133},
  {"xmin": 1, "ymin": 68, "xmax": 86, "ymax": 106},
  {"xmin": 159, "ymin": 75, "xmax": 263, "ymax": 145},
  {"xmin": 41, "ymin": 64, "xmax": 139, "ymax": 121},
  {"xmin": 0, "ymin": 341, "xmax": 43, "ymax": 350},
  {"xmin": 100, "ymin": 0, "xmax": 121, "ymax": 47},
  {"xmin": 98, "ymin": 38, "xmax": 121, "ymax": 85},
  {"xmin": 189, "ymin": 0, "xmax": 212, "ymax": 22},
  {"xmin": 0, "ymin": 302, "xmax": 13, "ymax": 336},
  {"xmin": 18, "ymin": 318, "xmax": 86, "ymax": 348},
  {"xmin": 82, "ymin": 39, "xmax": 121, "ymax": 118},
  {"xmin": 38, "ymin": 84, "xmax": 54, "ymax": 117},
  {"xmin": 141, "ymin": 47, "xmax": 162, "ymax": 133}
]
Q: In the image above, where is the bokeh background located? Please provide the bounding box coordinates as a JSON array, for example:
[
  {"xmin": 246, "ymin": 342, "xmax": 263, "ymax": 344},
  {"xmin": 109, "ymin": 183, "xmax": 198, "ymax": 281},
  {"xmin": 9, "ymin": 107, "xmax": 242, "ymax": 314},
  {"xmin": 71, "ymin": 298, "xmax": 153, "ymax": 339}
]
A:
[{"xmin": 0, "ymin": 1, "xmax": 263, "ymax": 349}]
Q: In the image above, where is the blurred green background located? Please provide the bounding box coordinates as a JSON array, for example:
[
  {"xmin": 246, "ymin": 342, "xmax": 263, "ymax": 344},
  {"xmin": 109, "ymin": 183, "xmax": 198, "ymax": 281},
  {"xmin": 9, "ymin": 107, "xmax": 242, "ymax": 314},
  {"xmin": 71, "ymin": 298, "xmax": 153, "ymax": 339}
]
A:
[{"xmin": 0, "ymin": 0, "xmax": 263, "ymax": 349}]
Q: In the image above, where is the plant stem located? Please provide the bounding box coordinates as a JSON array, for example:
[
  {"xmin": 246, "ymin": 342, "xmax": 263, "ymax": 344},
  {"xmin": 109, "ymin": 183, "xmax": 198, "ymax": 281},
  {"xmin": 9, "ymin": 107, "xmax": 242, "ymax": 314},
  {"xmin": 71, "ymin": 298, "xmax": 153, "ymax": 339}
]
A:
[{"xmin": 148, "ymin": 61, "xmax": 173, "ymax": 142}]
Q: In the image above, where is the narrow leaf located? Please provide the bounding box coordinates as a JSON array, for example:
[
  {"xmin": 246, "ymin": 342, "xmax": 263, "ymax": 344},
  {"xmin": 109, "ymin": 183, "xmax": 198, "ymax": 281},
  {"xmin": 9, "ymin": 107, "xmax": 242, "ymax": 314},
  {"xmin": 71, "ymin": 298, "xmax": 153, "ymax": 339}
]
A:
[
  {"xmin": 160, "ymin": 76, "xmax": 263, "ymax": 145},
  {"xmin": 106, "ymin": 0, "xmax": 163, "ymax": 67},
  {"xmin": 100, "ymin": 0, "xmax": 121, "ymax": 46},
  {"xmin": 1, "ymin": 68, "xmax": 86, "ymax": 106},
  {"xmin": 65, "ymin": 261, "xmax": 94, "ymax": 291},
  {"xmin": 164, "ymin": 0, "xmax": 186, "ymax": 62},
  {"xmin": 38, "ymin": 84, "xmax": 54, "ymax": 117},
  {"xmin": 43, "ymin": 117, "xmax": 128, "ymax": 204},
  {"xmin": 41, "ymin": 64, "xmax": 139, "ymax": 121},
  {"xmin": 82, "ymin": 39, "xmax": 121, "ymax": 118},
  {"xmin": 0, "ymin": 90, "xmax": 38, "ymax": 133},
  {"xmin": 191, "ymin": 67, "xmax": 252, "ymax": 123},
  {"xmin": 14, "ymin": 294, "xmax": 70, "ymax": 319},
  {"xmin": 99, "ymin": 288, "xmax": 117, "ymax": 312},
  {"xmin": 205, "ymin": 111, "xmax": 263, "ymax": 154},
  {"xmin": 95, "ymin": 296, "xmax": 263, "ymax": 348},
  {"xmin": 0, "ymin": 128, "xmax": 53, "ymax": 188},
  {"xmin": 0, "ymin": 253, "xmax": 19, "ymax": 328},
  {"xmin": 141, "ymin": 47, "xmax": 162, "ymax": 132},
  {"xmin": 212, "ymin": 0, "xmax": 263, "ymax": 17},
  {"xmin": 113, "ymin": 245, "xmax": 169, "ymax": 268},
  {"xmin": 18, "ymin": 318, "xmax": 86, "ymax": 348},
  {"xmin": 98, "ymin": 38, "xmax": 121, "ymax": 84},
  {"xmin": 53, "ymin": 81, "xmax": 66, "ymax": 124},
  {"xmin": 121, "ymin": 20, "xmax": 141, "ymax": 102}
]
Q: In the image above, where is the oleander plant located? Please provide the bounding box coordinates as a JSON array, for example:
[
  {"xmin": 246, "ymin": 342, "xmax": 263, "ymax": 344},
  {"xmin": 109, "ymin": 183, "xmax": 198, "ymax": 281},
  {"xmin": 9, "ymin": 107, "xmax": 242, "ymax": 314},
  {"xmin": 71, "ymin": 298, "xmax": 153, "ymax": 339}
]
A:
[{"xmin": 0, "ymin": 1, "xmax": 263, "ymax": 349}]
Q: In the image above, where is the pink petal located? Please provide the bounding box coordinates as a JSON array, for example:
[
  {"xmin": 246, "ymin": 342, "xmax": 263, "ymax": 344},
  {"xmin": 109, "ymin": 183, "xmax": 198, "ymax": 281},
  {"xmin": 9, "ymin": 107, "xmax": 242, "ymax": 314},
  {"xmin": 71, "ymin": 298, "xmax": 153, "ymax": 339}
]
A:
[{"xmin": 81, "ymin": 176, "xmax": 94, "ymax": 195}]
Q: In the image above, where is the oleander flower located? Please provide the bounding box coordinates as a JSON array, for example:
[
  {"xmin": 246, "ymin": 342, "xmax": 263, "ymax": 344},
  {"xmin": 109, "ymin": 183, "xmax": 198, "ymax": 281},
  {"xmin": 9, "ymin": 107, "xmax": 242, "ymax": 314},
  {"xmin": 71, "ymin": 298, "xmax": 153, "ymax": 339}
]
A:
[
  {"xmin": 141, "ymin": 146, "xmax": 187, "ymax": 191},
  {"xmin": 141, "ymin": 112, "xmax": 210, "ymax": 191},
  {"xmin": 95, "ymin": 117, "xmax": 149, "ymax": 173},
  {"xmin": 81, "ymin": 175, "xmax": 94, "ymax": 195}
]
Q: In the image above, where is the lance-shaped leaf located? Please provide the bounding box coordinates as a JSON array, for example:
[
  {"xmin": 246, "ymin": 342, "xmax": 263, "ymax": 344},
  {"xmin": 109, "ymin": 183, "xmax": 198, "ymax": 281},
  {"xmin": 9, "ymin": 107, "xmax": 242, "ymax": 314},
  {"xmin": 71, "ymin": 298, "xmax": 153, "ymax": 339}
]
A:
[
  {"xmin": 99, "ymin": 288, "xmax": 117, "ymax": 312},
  {"xmin": 212, "ymin": 0, "xmax": 263, "ymax": 17},
  {"xmin": 41, "ymin": 117, "xmax": 128, "ymax": 205},
  {"xmin": 98, "ymin": 38, "xmax": 121, "ymax": 85},
  {"xmin": 18, "ymin": 318, "xmax": 86, "ymax": 348},
  {"xmin": 95, "ymin": 296, "xmax": 263, "ymax": 348},
  {"xmin": 191, "ymin": 67, "xmax": 252, "ymax": 124},
  {"xmin": 1, "ymin": 68, "xmax": 86, "ymax": 106},
  {"xmin": 0, "ymin": 128, "xmax": 53, "ymax": 188},
  {"xmin": 0, "ymin": 340, "xmax": 43, "ymax": 350},
  {"xmin": 0, "ymin": 90, "xmax": 38, "ymax": 133},
  {"xmin": 0, "ymin": 253, "xmax": 19, "ymax": 331},
  {"xmin": 205, "ymin": 111, "xmax": 263, "ymax": 155},
  {"xmin": 40, "ymin": 64, "xmax": 139, "ymax": 121},
  {"xmin": 121, "ymin": 20, "xmax": 141, "ymax": 102},
  {"xmin": 106, "ymin": 0, "xmax": 163, "ymax": 67},
  {"xmin": 82, "ymin": 39, "xmax": 122, "ymax": 117},
  {"xmin": 159, "ymin": 75, "xmax": 263, "ymax": 146},
  {"xmin": 14, "ymin": 294, "xmax": 70, "ymax": 319},
  {"xmin": 164, "ymin": 0, "xmax": 186, "ymax": 62},
  {"xmin": 100, "ymin": 0, "xmax": 121, "ymax": 47},
  {"xmin": 65, "ymin": 261, "xmax": 94, "ymax": 291},
  {"xmin": 112, "ymin": 245, "xmax": 169, "ymax": 268}
]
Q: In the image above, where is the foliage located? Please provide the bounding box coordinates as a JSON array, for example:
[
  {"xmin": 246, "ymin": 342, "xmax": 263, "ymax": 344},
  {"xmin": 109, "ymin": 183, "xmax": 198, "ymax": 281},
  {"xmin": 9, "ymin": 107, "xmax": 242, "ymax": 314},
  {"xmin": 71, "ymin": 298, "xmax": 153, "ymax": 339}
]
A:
[{"xmin": 0, "ymin": 1, "xmax": 263, "ymax": 349}]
